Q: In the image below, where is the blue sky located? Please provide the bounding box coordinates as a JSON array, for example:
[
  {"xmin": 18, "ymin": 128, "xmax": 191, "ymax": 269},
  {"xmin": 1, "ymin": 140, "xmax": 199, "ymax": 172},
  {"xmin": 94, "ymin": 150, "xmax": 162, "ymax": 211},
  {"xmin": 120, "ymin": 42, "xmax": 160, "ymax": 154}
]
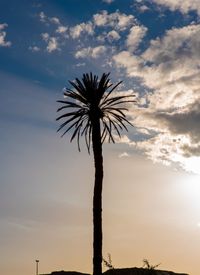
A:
[
  {"xmin": 1, "ymin": 0, "xmax": 198, "ymax": 89},
  {"xmin": 1, "ymin": 1, "xmax": 200, "ymax": 275}
]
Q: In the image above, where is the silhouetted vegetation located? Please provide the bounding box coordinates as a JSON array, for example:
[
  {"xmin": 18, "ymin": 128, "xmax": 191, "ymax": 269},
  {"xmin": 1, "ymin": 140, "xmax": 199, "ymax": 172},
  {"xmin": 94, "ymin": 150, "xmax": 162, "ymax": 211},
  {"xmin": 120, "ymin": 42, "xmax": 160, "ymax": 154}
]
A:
[
  {"xmin": 57, "ymin": 73, "xmax": 135, "ymax": 275},
  {"xmin": 103, "ymin": 253, "xmax": 114, "ymax": 270},
  {"xmin": 45, "ymin": 267, "xmax": 188, "ymax": 275},
  {"xmin": 142, "ymin": 259, "xmax": 160, "ymax": 274},
  {"xmin": 104, "ymin": 268, "xmax": 188, "ymax": 275}
]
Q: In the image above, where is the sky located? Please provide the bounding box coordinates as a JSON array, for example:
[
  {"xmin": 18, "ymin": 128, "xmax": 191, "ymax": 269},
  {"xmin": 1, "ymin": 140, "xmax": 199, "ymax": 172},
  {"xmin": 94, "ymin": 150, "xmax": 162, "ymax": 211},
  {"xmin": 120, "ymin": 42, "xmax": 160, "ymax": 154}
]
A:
[{"xmin": 0, "ymin": 1, "xmax": 200, "ymax": 275}]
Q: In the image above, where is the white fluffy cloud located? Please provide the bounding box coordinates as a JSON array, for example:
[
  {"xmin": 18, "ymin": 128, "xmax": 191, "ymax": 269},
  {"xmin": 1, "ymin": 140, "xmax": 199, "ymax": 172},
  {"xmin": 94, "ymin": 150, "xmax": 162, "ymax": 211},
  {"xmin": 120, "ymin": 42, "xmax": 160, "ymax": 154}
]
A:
[
  {"xmin": 41, "ymin": 32, "xmax": 49, "ymax": 42},
  {"xmin": 93, "ymin": 10, "xmax": 136, "ymax": 31},
  {"xmin": 49, "ymin": 16, "xmax": 60, "ymax": 25},
  {"xmin": 75, "ymin": 45, "xmax": 107, "ymax": 59},
  {"xmin": 47, "ymin": 37, "xmax": 59, "ymax": 52},
  {"xmin": 113, "ymin": 23, "xmax": 200, "ymax": 173},
  {"xmin": 138, "ymin": 5, "xmax": 149, "ymax": 12},
  {"xmin": 114, "ymin": 24, "xmax": 200, "ymax": 96},
  {"xmin": 38, "ymin": 10, "xmax": 138, "ymax": 56},
  {"xmin": 70, "ymin": 11, "xmax": 135, "ymax": 39},
  {"xmin": 126, "ymin": 25, "xmax": 147, "ymax": 52},
  {"xmin": 97, "ymin": 30, "xmax": 121, "ymax": 43},
  {"xmin": 0, "ymin": 23, "xmax": 11, "ymax": 47},
  {"xmin": 152, "ymin": 0, "xmax": 200, "ymax": 15},
  {"xmin": 41, "ymin": 33, "xmax": 60, "ymax": 52},
  {"xmin": 113, "ymin": 50, "xmax": 142, "ymax": 76},
  {"xmin": 38, "ymin": 12, "xmax": 68, "ymax": 52},
  {"xmin": 70, "ymin": 22, "xmax": 94, "ymax": 39},
  {"xmin": 56, "ymin": 25, "xmax": 68, "ymax": 34},
  {"xmin": 107, "ymin": 30, "xmax": 121, "ymax": 42},
  {"xmin": 39, "ymin": 12, "xmax": 60, "ymax": 25}
]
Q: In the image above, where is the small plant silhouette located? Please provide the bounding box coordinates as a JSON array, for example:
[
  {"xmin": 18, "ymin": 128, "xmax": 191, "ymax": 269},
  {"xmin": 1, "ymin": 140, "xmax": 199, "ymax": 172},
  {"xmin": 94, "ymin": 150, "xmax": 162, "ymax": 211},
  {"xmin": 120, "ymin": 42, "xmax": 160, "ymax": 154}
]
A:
[
  {"xmin": 103, "ymin": 253, "xmax": 114, "ymax": 270},
  {"xmin": 142, "ymin": 259, "xmax": 161, "ymax": 274}
]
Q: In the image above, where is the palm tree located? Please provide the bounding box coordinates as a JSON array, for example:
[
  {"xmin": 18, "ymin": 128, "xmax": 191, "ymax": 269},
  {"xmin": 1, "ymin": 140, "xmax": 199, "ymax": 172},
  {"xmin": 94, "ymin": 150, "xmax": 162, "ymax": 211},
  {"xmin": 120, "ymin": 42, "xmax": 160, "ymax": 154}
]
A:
[{"xmin": 56, "ymin": 73, "xmax": 134, "ymax": 275}]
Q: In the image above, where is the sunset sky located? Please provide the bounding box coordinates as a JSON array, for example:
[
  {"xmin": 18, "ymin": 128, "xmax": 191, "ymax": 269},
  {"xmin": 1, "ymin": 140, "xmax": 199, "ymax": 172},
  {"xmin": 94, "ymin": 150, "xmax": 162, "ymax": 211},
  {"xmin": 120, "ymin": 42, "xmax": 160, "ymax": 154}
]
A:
[{"xmin": 0, "ymin": 1, "xmax": 200, "ymax": 275}]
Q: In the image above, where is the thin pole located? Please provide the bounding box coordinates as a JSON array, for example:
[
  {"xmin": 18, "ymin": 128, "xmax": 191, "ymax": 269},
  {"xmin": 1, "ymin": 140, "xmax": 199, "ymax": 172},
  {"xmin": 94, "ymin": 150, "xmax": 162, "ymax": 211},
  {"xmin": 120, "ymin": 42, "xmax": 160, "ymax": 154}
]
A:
[{"xmin": 36, "ymin": 260, "xmax": 39, "ymax": 275}]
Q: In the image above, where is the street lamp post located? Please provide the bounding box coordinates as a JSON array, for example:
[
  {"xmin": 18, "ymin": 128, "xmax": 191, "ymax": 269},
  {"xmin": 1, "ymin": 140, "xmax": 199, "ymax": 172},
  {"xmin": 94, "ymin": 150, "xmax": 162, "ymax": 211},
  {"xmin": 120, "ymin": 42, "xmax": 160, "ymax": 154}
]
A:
[{"xmin": 36, "ymin": 260, "xmax": 39, "ymax": 275}]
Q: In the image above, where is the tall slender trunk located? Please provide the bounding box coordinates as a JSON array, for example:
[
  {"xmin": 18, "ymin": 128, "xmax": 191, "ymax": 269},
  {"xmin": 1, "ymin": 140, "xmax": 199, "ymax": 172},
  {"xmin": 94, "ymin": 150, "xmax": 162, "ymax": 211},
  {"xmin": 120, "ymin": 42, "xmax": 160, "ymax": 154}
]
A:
[{"xmin": 92, "ymin": 116, "xmax": 103, "ymax": 275}]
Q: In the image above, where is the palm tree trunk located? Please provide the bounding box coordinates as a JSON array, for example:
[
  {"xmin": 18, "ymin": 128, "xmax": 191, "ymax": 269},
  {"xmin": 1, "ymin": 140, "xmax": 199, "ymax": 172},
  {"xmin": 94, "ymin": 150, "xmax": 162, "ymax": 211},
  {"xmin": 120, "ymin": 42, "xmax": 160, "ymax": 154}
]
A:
[{"xmin": 92, "ymin": 117, "xmax": 103, "ymax": 275}]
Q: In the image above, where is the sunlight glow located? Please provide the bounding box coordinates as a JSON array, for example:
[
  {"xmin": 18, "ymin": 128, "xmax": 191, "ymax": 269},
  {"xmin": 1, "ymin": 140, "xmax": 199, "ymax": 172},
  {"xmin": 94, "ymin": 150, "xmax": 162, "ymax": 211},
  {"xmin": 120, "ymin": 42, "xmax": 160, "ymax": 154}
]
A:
[{"xmin": 182, "ymin": 156, "xmax": 200, "ymax": 175}]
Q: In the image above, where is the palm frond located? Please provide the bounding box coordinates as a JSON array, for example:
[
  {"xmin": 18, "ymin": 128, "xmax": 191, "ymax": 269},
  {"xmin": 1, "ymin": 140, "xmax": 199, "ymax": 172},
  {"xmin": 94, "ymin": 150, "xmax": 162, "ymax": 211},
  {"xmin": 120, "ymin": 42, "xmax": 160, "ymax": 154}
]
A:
[
  {"xmin": 57, "ymin": 72, "xmax": 135, "ymax": 151},
  {"xmin": 101, "ymin": 80, "xmax": 122, "ymax": 104},
  {"xmin": 101, "ymin": 94, "xmax": 135, "ymax": 108}
]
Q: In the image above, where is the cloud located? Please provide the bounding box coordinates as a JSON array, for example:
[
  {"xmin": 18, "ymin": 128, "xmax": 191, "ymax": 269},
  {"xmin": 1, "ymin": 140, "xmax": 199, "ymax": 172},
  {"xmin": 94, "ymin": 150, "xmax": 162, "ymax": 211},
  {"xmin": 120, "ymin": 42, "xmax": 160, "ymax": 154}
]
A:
[
  {"xmin": 102, "ymin": 0, "xmax": 114, "ymax": 3},
  {"xmin": 39, "ymin": 11, "xmax": 60, "ymax": 25},
  {"xmin": 56, "ymin": 25, "xmax": 68, "ymax": 34},
  {"xmin": 28, "ymin": 46, "xmax": 40, "ymax": 52},
  {"xmin": 41, "ymin": 32, "xmax": 49, "ymax": 41},
  {"xmin": 75, "ymin": 62, "xmax": 86, "ymax": 67},
  {"xmin": 97, "ymin": 30, "xmax": 121, "ymax": 43},
  {"xmin": 152, "ymin": 0, "xmax": 200, "ymax": 15},
  {"xmin": 126, "ymin": 25, "xmax": 147, "ymax": 52},
  {"xmin": 114, "ymin": 24, "xmax": 200, "ymax": 100},
  {"xmin": 129, "ymin": 97, "xmax": 200, "ymax": 173},
  {"xmin": 0, "ymin": 23, "xmax": 11, "ymax": 47},
  {"xmin": 38, "ymin": 10, "xmax": 138, "ymax": 55},
  {"xmin": 107, "ymin": 30, "xmax": 121, "ymax": 42},
  {"xmin": 114, "ymin": 133, "xmax": 133, "ymax": 144},
  {"xmin": 49, "ymin": 16, "xmax": 60, "ymax": 25},
  {"xmin": 41, "ymin": 33, "xmax": 60, "ymax": 52},
  {"xmin": 138, "ymin": 5, "xmax": 150, "ymax": 12},
  {"xmin": 181, "ymin": 144, "xmax": 200, "ymax": 158},
  {"xmin": 113, "ymin": 23, "xmax": 200, "ymax": 173},
  {"xmin": 114, "ymin": 24, "xmax": 200, "ymax": 86},
  {"xmin": 113, "ymin": 50, "xmax": 142, "ymax": 76},
  {"xmin": 93, "ymin": 10, "xmax": 136, "ymax": 31},
  {"xmin": 136, "ymin": 132, "xmax": 200, "ymax": 174},
  {"xmin": 70, "ymin": 22, "xmax": 94, "ymax": 39},
  {"xmin": 136, "ymin": 133, "xmax": 178, "ymax": 166},
  {"xmin": 39, "ymin": 11, "xmax": 68, "ymax": 36},
  {"xmin": 119, "ymin": 152, "xmax": 131, "ymax": 158},
  {"xmin": 151, "ymin": 102, "xmax": 200, "ymax": 143},
  {"xmin": 38, "ymin": 12, "xmax": 69, "ymax": 52},
  {"xmin": 39, "ymin": 11, "xmax": 47, "ymax": 23},
  {"xmin": 47, "ymin": 37, "xmax": 60, "ymax": 52},
  {"xmin": 75, "ymin": 45, "xmax": 106, "ymax": 59}
]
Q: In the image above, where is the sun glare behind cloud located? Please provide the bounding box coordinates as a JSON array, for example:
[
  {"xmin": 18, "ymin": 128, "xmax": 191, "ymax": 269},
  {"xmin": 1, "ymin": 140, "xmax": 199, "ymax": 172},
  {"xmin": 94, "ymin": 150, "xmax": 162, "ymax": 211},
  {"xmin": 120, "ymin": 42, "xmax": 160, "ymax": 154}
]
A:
[{"xmin": 180, "ymin": 156, "xmax": 200, "ymax": 175}]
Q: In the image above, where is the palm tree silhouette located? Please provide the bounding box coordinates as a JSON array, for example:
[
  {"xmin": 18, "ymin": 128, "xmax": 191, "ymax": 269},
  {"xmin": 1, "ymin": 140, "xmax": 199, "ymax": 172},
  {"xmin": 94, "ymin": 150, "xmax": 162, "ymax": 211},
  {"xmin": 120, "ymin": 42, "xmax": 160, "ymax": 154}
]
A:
[{"xmin": 57, "ymin": 73, "xmax": 135, "ymax": 275}]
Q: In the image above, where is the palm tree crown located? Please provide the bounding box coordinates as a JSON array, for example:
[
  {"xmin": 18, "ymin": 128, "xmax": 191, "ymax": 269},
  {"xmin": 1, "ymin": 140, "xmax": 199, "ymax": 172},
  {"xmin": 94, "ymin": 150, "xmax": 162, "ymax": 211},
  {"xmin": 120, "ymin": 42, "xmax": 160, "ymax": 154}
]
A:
[{"xmin": 56, "ymin": 72, "xmax": 135, "ymax": 151}]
